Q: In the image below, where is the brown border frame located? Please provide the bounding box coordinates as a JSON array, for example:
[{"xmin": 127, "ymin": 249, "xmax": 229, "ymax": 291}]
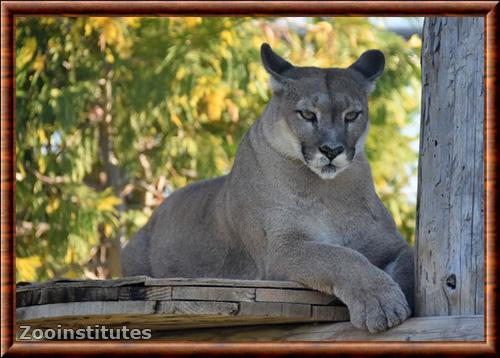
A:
[{"xmin": 1, "ymin": 1, "xmax": 498, "ymax": 356}]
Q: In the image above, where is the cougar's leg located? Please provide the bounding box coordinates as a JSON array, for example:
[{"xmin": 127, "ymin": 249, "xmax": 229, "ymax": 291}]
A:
[{"xmin": 383, "ymin": 245, "xmax": 415, "ymax": 313}]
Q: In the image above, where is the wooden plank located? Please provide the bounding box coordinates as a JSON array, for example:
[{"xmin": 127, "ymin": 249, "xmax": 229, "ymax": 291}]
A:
[
  {"xmin": 255, "ymin": 288, "xmax": 337, "ymax": 305},
  {"xmin": 155, "ymin": 315, "xmax": 484, "ymax": 341},
  {"xmin": 117, "ymin": 286, "xmax": 147, "ymax": 301},
  {"xmin": 17, "ymin": 301, "xmax": 156, "ymax": 321},
  {"xmin": 16, "ymin": 276, "xmax": 148, "ymax": 292},
  {"xmin": 144, "ymin": 286, "xmax": 172, "ymax": 301},
  {"xmin": 16, "ymin": 291, "xmax": 31, "ymax": 307},
  {"xmin": 172, "ymin": 286, "xmax": 255, "ymax": 302},
  {"xmin": 156, "ymin": 300, "xmax": 239, "ymax": 316},
  {"xmin": 416, "ymin": 17, "xmax": 484, "ymax": 316},
  {"xmin": 238, "ymin": 301, "xmax": 284, "ymax": 317},
  {"xmin": 144, "ymin": 277, "xmax": 308, "ymax": 289},
  {"xmin": 17, "ymin": 286, "xmax": 154, "ymax": 307},
  {"xmin": 279, "ymin": 303, "xmax": 311, "ymax": 318},
  {"xmin": 239, "ymin": 302, "xmax": 311, "ymax": 318},
  {"xmin": 311, "ymin": 306, "xmax": 350, "ymax": 321},
  {"xmin": 16, "ymin": 310, "xmax": 483, "ymax": 340}
]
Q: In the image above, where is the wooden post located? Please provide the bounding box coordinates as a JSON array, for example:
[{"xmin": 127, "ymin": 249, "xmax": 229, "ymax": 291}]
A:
[{"xmin": 415, "ymin": 17, "xmax": 484, "ymax": 316}]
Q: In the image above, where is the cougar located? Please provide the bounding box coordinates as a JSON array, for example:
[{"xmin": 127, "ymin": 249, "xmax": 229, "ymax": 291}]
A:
[{"xmin": 122, "ymin": 43, "xmax": 414, "ymax": 333}]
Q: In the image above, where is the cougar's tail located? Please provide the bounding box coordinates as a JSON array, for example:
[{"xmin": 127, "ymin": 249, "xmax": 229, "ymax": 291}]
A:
[{"xmin": 121, "ymin": 226, "xmax": 152, "ymax": 277}]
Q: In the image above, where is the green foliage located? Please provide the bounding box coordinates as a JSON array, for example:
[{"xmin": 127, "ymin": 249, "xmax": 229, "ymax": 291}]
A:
[{"xmin": 15, "ymin": 17, "xmax": 421, "ymax": 282}]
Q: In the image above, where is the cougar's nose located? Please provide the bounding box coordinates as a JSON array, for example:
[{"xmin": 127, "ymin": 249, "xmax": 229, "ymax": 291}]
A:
[{"xmin": 318, "ymin": 145, "xmax": 345, "ymax": 161}]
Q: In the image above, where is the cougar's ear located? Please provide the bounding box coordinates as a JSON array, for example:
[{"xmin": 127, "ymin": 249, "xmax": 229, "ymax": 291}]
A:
[
  {"xmin": 261, "ymin": 43, "xmax": 295, "ymax": 93},
  {"xmin": 348, "ymin": 50, "xmax": 385, "ymax": 94}
]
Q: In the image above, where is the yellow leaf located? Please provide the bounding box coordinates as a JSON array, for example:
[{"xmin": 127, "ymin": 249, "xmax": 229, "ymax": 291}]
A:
[
  {"xmin": 221, "ymin": 30, "xmax": 234, "ymax": 46},
  {"xmin": 17, "ymin": 37, "xmax": 37, "ymax": 69},
  {"xmin": 97, "ymin": 195, "xmax": 122, "ymax": 211},
  {"xmin": 219, "ymin": 45, "xmax": 231, "ymax": 60},
  {"xmin": 64, "ymin": 247, "xmax": 75, "ymax": 264},
  {"xmin": 185, "ymin": 17, "xmax": 202, "ymax": 29},
  {"xmin": 206, "ymin": 95, "xmax": 222, "ymax": 120},
  {"xmin": 104, "ymin": 224, "xmax": 113, "ymax": 237},
  {"xmin": 183, "ymin": 138, "xmax": 198, "ymax": 156},
  {"xmin": 37, "ymin": 128, "xmax": 48, "ymax": 143},
  {"xmin": 316, "ymin": 21, "xmax": 333, "ymax": 33},
  {"xmin": 205, "ymin": 89, "xmax": 227, "ymax": 121},
  {"xmin": 32, "ymin": 54, "xmax": 45, "ymax": 72},
  {"xmin": 248, "ymin": 83, "xmax": 257, "ymax": 94},
  {"xmin": 171, "ymin": 113, "xmax": 183, "ymax": 128},
  {"xmin": 105, "ymin": 50, "xmax": 115, "ymax": 63},
  {"xmin": 38, "ymin": 156, "xmax": 46, "ymax": 174},
  {"xmin": 125, "ymin": 17, "xmax": 141, "ymax": 28},
  {"xmin": 84, "ymin": 22, "xmax": 94, "ymax": 36},
  {"xmin": 251, "ymin": 36, "xmax": 262, "ymax": 49},
  {"xmin": 215, "ymin": 157, "xmax": 228, "ymax": 173},
  {"xmin": 50, "ymin": 88, "xmax": 62, "ymax": 98},
  {"xmin": 175, "ymin": 67, "xmax": 186, "ymax": 80},
  {"xmin": 103, "ymin": 22, "xmax": 119, "ymax": 43},
  {"xmin": 16, "ymin": 256, "xmax": 42, "ymax": 282},
  {"xmin": 46, "ymin": 198, "xmax": 60, "ymax": 214},
  {"xmin": 408, "ymin": 34, "xmax": 422, "ymax": 49}
]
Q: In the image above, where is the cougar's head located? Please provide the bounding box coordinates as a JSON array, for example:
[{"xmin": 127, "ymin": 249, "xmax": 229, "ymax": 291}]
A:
[{"xmin": 260, "ymin": 43, "xmax": 384, "ymax": 180}]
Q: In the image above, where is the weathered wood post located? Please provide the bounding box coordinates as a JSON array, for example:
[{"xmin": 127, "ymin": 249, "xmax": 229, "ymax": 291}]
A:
[{"xmin": 415, "ymin": 17, "xmax": 484, "ymax": 316}]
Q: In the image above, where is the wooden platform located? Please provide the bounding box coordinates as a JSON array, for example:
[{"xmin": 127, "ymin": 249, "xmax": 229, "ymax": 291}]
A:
[
  {"xmin": 17, "ymin": 276, "xmax": 348, "ymax": 332},
  {"xmin": 16, "ymin": 277, "xmax": 485, "ymax": 341}
]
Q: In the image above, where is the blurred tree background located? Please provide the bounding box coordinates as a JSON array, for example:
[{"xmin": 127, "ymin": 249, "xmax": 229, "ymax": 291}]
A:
[{"xmin": 15, "ymin": 17, "xmax": 421, "ymax": 282}]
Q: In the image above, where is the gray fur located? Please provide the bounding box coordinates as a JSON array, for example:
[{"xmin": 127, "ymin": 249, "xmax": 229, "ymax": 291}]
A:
[{"xmin": 121, "ymin": 43, "xmax": 414, "ymax": 333}]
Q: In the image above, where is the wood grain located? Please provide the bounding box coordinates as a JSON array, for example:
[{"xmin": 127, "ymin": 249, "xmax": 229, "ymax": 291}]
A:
[
  {"xmin": 311, "ymin": 305, "xmax": 350, "ymax": 321},
  {"xmin": 144, "ymin": 277, "xmax": 307, "ymax": 288},
  {"xmin": 2, "ymin": 1, "xmax": 496, "ymax": 16},
  {"xmin": 16, "ymin": 277, "xmax": 349, "ymax": 332},
  {"xmin": 1, "ymin": 3, "xmax": 15, "ymax": 357},
  {"xmin": 17, "ymin": 301, "xmax": 157, "ymax": 321},
  {"xmin": 16, "ymin": 277, "xmax": 333, "ymax": 307},
  {"xmin": 16, "ymin": 304, "xmax": 348, "ymax": 333},
  {"xmin": 485, "ymin": 3, "xmax": 498, "ymax": 354},
  {"xmin": 171, "ymin": 286, "xmax": 256, "ymax": 302},
  {"xmin": 156, "ymin": 300, "xmax": 240, "ymax": 316},
  {"xmin": 416, "ymin": 17, "xmax": 485, "ymax": 317},
  {"xmin": 255, "ymin": 288, "xmax": 337, "ymax": 305},
  {"xmin": 155, "ymin": 315, "xmax": 484, "ymax": 341}
]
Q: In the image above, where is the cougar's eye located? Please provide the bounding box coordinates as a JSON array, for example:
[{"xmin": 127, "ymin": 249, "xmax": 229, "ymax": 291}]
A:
[
  {"xmin": 296, "ymin": 110, "xmax": 317, "ymax": 122},
  {"xmin": 345, "ymin": 111, "xmax": 362, "ymax": 122}
]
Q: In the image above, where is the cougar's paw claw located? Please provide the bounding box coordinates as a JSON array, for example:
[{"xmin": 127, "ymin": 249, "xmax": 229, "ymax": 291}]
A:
[{"xmin": 344, "ymin": 281, "xmax": 411, "ymax": 333}]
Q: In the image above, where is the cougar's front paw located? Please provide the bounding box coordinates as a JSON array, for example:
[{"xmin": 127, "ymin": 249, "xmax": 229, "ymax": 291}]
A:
[{"xmin": 340, "ymin": 278, "xmax": 411, "ymax": 333}]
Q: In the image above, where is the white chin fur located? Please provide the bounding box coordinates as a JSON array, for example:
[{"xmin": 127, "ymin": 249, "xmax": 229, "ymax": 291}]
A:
[
  {"xmin": 310, "ymin": 164, "xmax": 349, "ymax": 180},
  {"xmin": 314, "ymin": 168, "xmax": 339, "ymax": 180},
  {"xmin": 331, "ymin": 152, "xmax": 349, "ymax": 167},
  {"xmin": 308, "ymin": 152, "xmax": 351, "ymax": 180}
]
